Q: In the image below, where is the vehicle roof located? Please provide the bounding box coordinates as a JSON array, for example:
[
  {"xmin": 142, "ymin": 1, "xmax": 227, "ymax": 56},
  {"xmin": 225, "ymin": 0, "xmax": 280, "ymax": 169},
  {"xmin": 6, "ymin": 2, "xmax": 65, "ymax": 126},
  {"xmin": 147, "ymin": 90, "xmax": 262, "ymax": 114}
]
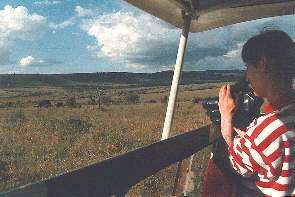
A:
[{"xmin": 124, "ymin": 0, "xmax": 295, "ymax": 32}]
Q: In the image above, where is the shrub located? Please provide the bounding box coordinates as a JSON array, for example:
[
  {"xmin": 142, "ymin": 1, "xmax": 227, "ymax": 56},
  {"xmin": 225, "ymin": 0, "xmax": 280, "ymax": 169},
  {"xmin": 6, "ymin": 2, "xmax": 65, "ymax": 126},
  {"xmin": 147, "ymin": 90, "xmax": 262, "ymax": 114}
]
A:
[
  {"xmin": 88, "ymin": 96, "xmax": 97, "ymax": 105},
  {"xmin": 100, "ymin": 96, "xmax": 112, "ymax": 105},
  {"xmin": 126, "ymin": 93, "xmax": 140, "ymax": 104},
  {"xmin": 55, "ymin": 102, "xmax": 64, "ymax": 107},
  {"xmin": 146, "ymin": 100, "xmax": 157, "ymax": 103},
  {"xmin": 37, "ymin": 100, "xmax": 52, "ymax": 108},
  {"xmin": 65, "ymin": 97, "xmax": 79, "ymax": 108}
]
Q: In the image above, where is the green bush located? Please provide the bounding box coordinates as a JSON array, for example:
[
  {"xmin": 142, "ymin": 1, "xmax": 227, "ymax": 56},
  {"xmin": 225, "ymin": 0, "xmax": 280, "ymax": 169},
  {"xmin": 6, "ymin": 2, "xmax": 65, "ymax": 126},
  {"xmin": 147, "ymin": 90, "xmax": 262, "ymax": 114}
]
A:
[
  {"xmin": 65, "ymin": 97, "xmax": 79, "ymax": 108},
  {"xmin": 37, "ymin": 100, "xmax": 52, "ymax": 108},
  {"xmin": 126, "ymin": 93, "xmax": 139, "ymax": 104},
  {"xmin": 100, "ymin": 96, "xmax": 112, "ymax": 105}
]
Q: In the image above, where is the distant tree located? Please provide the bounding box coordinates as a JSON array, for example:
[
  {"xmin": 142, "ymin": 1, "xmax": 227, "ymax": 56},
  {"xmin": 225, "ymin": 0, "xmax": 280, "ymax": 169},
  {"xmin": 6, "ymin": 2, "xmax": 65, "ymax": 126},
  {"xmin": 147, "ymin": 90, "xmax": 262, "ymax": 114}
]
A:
[{"xmin": 95, "ymin": 88, "xmax": 105, "ymax": 108}]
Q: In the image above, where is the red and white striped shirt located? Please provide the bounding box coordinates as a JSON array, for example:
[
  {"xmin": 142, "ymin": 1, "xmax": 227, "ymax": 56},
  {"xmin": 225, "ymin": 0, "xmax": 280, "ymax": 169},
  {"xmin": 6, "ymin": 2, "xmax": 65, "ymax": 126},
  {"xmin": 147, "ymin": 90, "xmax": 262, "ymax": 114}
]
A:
[{"xmin": 229, "ymin": 102, "xmax": 295, "ymax": 196}]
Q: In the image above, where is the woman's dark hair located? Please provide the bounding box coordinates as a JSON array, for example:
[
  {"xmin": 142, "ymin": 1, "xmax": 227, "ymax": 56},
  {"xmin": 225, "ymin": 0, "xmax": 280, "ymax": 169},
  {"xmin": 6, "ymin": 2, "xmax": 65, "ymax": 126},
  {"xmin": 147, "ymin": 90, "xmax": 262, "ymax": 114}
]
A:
[{"xmin": 241, "ymin": 30, "xmax": 295, "ymax": 75}]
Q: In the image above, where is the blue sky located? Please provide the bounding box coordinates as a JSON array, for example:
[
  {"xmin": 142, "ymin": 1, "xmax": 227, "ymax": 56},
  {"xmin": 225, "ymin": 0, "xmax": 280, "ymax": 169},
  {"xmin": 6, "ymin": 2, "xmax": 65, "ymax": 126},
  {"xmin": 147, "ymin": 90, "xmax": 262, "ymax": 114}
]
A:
[{"xmin": 0, "ymin": 0, "xmax": 294, "ymax": 74}]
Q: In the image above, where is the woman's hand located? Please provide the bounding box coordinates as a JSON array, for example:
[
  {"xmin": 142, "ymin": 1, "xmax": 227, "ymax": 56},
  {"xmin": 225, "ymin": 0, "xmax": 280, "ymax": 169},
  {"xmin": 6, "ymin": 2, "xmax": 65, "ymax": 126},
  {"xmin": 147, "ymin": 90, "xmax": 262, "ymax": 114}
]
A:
[
  {"xmin": 218, "ymin": 84, "xmax": 238, "ymax": 146},
  {"xmin": 218, "ymin": 84, "xmax": 237, "ymax": 120}
]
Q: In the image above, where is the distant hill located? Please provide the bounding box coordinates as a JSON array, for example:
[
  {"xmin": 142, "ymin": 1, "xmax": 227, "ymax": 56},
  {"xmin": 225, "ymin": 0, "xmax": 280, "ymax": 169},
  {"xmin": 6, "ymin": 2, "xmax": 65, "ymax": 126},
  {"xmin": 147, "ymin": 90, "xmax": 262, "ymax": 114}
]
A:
[{"xmin": 0, "ymin": 70, "xmax": 245, "ymax": 88}]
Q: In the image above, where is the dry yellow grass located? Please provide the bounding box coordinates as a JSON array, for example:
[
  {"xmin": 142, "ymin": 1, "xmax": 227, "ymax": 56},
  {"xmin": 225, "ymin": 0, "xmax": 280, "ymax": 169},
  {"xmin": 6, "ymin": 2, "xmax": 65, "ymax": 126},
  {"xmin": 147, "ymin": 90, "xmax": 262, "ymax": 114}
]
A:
[{"xmin": 0, "ymin": 82, "xmax": 223, "ymax": 196}]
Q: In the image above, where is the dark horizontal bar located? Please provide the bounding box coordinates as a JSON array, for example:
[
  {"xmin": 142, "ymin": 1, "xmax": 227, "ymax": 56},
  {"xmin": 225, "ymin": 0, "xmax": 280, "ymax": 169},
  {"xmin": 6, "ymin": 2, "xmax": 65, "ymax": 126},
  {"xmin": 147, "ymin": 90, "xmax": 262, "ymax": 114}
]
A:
[{"xmin": 1, "ymin": 124, "xmax": 217, "ymax": 197}]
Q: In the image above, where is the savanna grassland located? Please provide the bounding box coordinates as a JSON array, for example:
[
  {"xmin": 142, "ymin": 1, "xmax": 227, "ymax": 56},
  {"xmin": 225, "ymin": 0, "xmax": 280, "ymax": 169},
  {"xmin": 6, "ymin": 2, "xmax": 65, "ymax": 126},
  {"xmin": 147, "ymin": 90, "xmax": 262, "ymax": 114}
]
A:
[{"xmin": 0, "ymin": 75, "xmax": 231, "ymax": 196}]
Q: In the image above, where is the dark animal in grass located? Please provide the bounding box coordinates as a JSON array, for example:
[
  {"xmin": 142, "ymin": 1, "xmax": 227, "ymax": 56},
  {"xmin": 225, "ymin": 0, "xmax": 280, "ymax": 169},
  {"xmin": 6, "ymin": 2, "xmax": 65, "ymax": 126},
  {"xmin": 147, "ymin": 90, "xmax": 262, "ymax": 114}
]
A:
[{"xmin": 37, "ymin": 100, "xmax": 52, "ymax": 108}]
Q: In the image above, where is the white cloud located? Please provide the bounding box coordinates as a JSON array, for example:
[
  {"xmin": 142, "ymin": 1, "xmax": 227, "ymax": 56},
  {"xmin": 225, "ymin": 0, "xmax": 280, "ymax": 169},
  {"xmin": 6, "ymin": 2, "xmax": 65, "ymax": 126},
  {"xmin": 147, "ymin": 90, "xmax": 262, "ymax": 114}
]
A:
[
  {"xmin": 126, "ymin": 63, "xmax": 147, "ymax": 70},
  {"xmin": 86, "ymin": 45, "xmax": 98, "ymax": 51},
  {"xmin": 79, "ymin": 11, "xmax": 257, "ymax": 72},
  {"xmin": 49, "ymin": 17, "xmax": 75, "ymax": 29},
  {"xmin": 0, "ymin": 5, "xmax": 47, "ymax": 42},
  {"xmin": 19, "ymin": 55, "xmax": 62, "ymax": 68},
  {"xmin": 34, "ymin": 0, "xmax": 61, "ymax": 6},
  {"xmin": 224, "ymin": 43, "xmax": 244, "ymax": 58},
  {"xmin": 0, "ymin": 5, "xmax": 47, "ymax": 65},
  {"xmin": 19, "ymin": 56, "xmax": 45, "ymax": 67},
  {"xmin": 81, "ymin": 11, "xmax": 179, "ymax": 71},
  {"xmin": 79, "ymin": 9, "xmax": 295, "ymax": 72},
  {"xmin": 75, "ymin": 6, "xmax": 94, "ymax": 17},
  {"xmin": 20, "ymin": 56, "xmax": 35, "ymax": 67}
]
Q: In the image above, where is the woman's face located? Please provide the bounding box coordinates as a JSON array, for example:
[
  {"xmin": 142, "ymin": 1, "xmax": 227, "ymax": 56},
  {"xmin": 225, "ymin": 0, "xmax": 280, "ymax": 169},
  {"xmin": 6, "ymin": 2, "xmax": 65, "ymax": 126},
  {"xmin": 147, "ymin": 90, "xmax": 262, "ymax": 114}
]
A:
[{"xmin": 246, "ymin": 62, "xmax": 266, "ymax": 97}]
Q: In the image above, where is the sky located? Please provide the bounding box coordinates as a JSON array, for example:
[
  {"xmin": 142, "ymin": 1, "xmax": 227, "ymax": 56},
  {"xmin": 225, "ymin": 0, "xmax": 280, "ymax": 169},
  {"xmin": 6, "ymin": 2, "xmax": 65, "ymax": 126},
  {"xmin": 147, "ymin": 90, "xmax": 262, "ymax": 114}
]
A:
[{"xmin": 0, "ymin": 0, "xmax": 295, "ymax": 74}]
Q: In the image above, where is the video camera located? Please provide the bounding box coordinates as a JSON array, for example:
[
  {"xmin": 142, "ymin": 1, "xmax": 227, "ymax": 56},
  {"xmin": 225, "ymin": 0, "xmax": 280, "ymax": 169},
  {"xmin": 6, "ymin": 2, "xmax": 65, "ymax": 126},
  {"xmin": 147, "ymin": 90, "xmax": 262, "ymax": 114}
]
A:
[{"xmin": 201, "ymin": 78, "xmax": 264, "ymax": 129}]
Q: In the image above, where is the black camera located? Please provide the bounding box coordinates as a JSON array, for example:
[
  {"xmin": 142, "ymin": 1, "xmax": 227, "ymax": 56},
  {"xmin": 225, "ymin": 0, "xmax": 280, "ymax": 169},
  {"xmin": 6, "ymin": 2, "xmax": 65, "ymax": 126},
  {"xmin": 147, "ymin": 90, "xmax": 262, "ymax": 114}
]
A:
[{"xmin": 201, "ymin": 78, "xmax": 264, "ymax": 129}]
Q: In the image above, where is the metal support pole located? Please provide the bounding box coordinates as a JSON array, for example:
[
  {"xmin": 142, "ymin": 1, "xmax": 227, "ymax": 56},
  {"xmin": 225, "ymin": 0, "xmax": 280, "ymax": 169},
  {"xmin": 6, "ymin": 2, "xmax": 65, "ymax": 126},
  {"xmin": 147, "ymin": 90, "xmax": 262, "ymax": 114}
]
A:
[
  {"xmin": 171, "ymin": 160, "xmax": 183, "ymax": 196},
  {"xmin": 183, "ymin": 154, "xmax": 195, "ymax": 196},
  {"xmin": 161, "ymin": 14, "xmax": 191, "ymax": 140}
]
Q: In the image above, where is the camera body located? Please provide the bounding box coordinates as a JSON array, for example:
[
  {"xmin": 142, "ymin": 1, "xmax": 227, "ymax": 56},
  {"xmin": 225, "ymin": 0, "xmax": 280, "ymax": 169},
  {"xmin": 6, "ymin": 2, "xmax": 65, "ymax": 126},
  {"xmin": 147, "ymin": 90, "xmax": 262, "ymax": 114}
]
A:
[{"xmin": 201, "ymin": 79, "xmax": 264, "ymax": 129}]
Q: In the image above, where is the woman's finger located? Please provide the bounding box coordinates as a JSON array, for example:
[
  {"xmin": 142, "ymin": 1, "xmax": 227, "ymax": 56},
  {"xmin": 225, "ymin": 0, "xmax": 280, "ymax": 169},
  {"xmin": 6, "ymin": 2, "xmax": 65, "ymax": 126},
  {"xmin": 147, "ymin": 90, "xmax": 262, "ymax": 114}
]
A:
[
  {"xmin": 226, "ymin": 84, "xmax": 232, "ymax": 97},
  {"xmin": 219, "ymin": 85, "xmax": 227, "ymax": 98}
]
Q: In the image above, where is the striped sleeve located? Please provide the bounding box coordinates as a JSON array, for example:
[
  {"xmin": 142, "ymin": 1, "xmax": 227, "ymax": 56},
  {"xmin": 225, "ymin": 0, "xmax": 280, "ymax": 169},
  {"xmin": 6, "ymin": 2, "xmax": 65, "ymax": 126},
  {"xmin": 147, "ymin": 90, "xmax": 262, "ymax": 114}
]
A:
[
  {"xmin": 229, "ymin": 115, "xmax": 288, "ymax": 180},
  {"xmin": 229, "ymin": 136, "xmax": 283, "ymax": 180},
  {"xmin": 229, "ymin": 134, "xmax": 284, "ymax": 179},
  {"xmin": 229, "ymin": 135, "xmax": 257, "ymax": 177}
]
